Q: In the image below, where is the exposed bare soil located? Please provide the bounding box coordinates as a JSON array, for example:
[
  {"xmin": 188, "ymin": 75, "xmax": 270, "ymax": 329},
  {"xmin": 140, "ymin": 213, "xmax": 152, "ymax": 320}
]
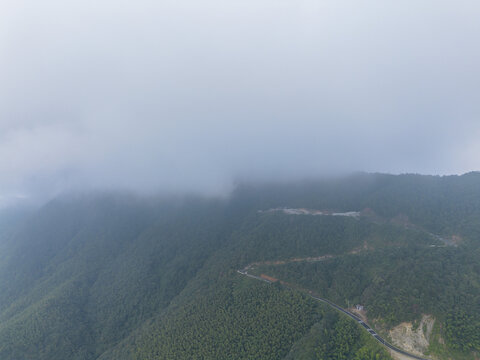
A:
[{"xmin": 389, "ymin": 315, "xmax": 435, "ymax": 357}]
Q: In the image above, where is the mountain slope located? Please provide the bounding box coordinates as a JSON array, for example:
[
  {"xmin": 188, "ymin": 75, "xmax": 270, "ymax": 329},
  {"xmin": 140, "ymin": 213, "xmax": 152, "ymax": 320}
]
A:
[{"xmin": 0, "ymin": 173, "xmax": 479, "ymax": 359}]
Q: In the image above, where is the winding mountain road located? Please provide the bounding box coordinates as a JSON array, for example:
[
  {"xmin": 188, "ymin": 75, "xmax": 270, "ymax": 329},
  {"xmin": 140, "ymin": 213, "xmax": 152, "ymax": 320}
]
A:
[{"xmin": 237, "ymin": 268, "xmax": 430, "ymax": 360}]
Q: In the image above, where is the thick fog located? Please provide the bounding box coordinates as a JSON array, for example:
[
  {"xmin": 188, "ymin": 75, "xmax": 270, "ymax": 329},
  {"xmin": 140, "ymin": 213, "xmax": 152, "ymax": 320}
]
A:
[{"xmin": 1, "ymin": 0, "xmax": 480, "ymax": 206}]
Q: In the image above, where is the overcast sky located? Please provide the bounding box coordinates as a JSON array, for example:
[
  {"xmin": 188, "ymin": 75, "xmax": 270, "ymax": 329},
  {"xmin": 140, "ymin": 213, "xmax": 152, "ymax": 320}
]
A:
[{"xmin": 1, "ymin": 0, "xmax": 480, "ymax": 206}]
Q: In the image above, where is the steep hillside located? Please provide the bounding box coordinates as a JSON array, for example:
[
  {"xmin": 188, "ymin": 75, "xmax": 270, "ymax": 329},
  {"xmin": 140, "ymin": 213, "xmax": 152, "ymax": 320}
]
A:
[{"xmin": 0, "ymin": 173, "xmax": 479, "ymax": 359}]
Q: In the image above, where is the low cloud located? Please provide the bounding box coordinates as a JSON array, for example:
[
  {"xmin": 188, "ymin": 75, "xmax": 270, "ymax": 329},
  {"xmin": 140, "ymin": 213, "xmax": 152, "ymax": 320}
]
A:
[{"xmin": 1, "ymin": 0, "xmax": 480, "ymax": 205}]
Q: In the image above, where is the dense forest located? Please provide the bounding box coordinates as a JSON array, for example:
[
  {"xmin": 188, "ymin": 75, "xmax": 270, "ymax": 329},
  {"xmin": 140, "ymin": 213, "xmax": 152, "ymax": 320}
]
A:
[
  {"xmin": 0, "ymin": 173, "xmax": 479, "ymax": 359},
  {"xmin": 253, "ymin": 246, "xmax": 480, "ymax": 354}
]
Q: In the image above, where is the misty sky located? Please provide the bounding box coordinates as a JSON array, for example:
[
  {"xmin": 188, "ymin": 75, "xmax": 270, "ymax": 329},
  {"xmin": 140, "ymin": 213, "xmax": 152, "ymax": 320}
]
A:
[{"xmin": 1, "ymin": 0, "xmax": 480, "ymax": 206}]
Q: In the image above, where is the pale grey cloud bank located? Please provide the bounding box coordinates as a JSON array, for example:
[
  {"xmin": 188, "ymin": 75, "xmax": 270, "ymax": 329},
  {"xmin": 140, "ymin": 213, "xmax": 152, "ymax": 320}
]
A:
[{"xmin": 1, "ymin": 0, "xmax": 480, "ymax": 205}]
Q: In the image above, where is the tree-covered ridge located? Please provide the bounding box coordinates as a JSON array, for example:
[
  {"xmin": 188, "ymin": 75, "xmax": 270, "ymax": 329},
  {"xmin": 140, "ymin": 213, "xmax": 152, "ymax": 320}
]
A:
[
  {"xmin": 286, "ymin": 312, "xmax": 391, "ymax": 360},
  {"xmin": 252, "ymin": 245, "xmax": 480, "ymax": 355},
  {"xmin": 133, "ymin": 278, "xmax": 391, "ymax": 360},
  {"xmin": 0, "ymin": 173, "xmax": 479, "ymax": 359},
  {"xmin": 225, "ymin": 213, "xmax": 438, "ymax": 274},
  {"xmin": 134, "ymin": 278, "xmax": 319, "ymax": 360},
  {"xmin": 0, "ymin": 195, "xmax": 230, "ymax": 359},
  {"xmin": 234, "ymin": 172, "xmax": 480, "ymax": 244}
]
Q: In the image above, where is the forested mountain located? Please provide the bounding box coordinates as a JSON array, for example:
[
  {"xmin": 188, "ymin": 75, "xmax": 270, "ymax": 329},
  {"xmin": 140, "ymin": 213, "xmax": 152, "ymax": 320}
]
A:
[{"xmin": 0, "ymin": 173, "xmax": 479, "ymax": 359}]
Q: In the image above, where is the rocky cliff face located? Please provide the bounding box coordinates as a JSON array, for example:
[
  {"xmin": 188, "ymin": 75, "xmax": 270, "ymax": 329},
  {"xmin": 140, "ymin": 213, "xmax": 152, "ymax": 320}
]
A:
[{"xmin": 389, "ymin": 314, "xmax": 435, "ymax": 357}]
